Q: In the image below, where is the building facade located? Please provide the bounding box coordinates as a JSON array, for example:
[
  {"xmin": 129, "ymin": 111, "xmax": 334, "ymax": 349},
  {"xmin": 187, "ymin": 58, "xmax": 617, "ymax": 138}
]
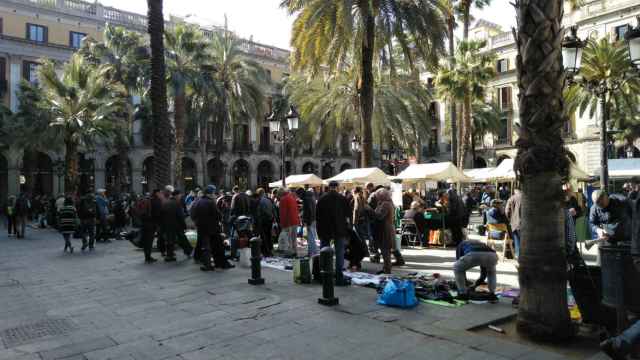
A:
[
  {"xmin": 435, "ymin": 0, "xmax": 640, "ymax": 173},
  {"xmin": 0, "ymin": 0, "xmax": 356, "ymax": 198}
]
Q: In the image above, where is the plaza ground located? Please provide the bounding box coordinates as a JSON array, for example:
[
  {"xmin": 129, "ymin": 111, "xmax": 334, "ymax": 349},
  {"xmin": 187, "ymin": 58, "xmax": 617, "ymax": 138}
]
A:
[{"xmin": 0, "ymin": 225, "xmax": 608, "ymax": 360}]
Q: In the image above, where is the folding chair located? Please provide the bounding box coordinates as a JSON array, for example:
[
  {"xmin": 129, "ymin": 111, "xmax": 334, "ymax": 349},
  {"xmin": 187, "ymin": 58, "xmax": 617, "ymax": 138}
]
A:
[
  {"xmin": 486, "ymin": 223, "xmax": 514, "ymax": 260},
  {"xmin": 400, "ymin": 219, "xmax": 419, "ymax": 247}
]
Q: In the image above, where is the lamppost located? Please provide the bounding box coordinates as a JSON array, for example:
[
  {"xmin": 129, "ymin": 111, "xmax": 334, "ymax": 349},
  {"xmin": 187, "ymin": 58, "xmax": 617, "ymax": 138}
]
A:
[
  {"xmin": 268, "ymin": 105, "xmax": 299, "ymax": 188},
  {"xmin": 351, "ymin": 135, "xmax": 361, "ymax": 168},
  {"xmin": 562, "ymin": 23, "xmax": 640, "ymax": 192},
  {"xmin": 53, "ymin": 160, "xmax": 65, "ymax": 195}
]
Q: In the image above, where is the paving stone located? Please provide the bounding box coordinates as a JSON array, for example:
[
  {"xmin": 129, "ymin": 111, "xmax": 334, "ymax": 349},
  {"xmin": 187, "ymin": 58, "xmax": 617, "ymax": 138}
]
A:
[{"xmin": 39, "ymin": 336, "xmax": 117, "ymax": 360}]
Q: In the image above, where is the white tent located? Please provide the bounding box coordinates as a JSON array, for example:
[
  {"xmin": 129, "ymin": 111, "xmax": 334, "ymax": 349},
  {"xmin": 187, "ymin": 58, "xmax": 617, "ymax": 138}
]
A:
[
  {"xmin": 394, "ymin": 162, "xmax": 470, "ymax": 183},
  {"xmin": 463, "ymin": 167, "xmax": 496, "ymax": 183},
  {"xmin": 487, "ymin": 158, "xmax": 592, "ymax": 182},
  {"xmin": 608, "ymin": 159, "xmax": 640, "ymax": 179},
  {"xmin": 269, "ymin": 174, "xmax": 324, "ymax": 188},
  {"xmin": 324, "ymin": 167, "xmax": 390, "ymax": 186}
]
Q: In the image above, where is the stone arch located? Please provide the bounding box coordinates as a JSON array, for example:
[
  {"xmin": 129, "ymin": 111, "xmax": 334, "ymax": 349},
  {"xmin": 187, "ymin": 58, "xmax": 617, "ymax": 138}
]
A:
[
  {"xmin": 20, "ymin": 151, "xmax": 53, "ymax": 195},
  {"xmin": 257, "ymin": 160, "xmax": 274, "ymax": 189},
  {"xmin": 497, "ymin": 155, "xmax": 511, "ymax": 166},
  {"xmin": 321, "ymin": 162, "xmax": 334, "ymax": 179},
  {"xmin": 182, "ymin": 157, "xmax": 197, "ymax": 192},
  {"xmin": 105, "ymin": 155, "xmax": 132, "ymax": 194},
  {"xmin": 232, "ymin": 159, "xmax": 250, "ymax": 190},
  {"xmin": 207, "ymin": 158, "xmax": 226, "ymax": 189},
  {"xmin": 474, "ymin": 156, "xmax": 488, "ymax": 168},
  {"xmin": 302, "ymin": 162, "xmax": 317, "ymax": 175},
  {"xmin": 340, "ymin": 163, "xmax": 352, "ymax": 172}
]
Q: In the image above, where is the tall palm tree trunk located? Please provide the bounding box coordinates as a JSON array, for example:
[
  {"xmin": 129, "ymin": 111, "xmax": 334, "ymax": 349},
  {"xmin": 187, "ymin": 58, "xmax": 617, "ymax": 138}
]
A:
[
  {"xmin": 199, "ymin": 115, "xmax": 208, "ymax": 187},
  {"xmin": 64, "ymin": 140, "xmax": 79, "ymax": 195},
  {"xmin": 514, "ymin": 0, "xmax": 572, "ymax": 340},
  {"xmin": 174, "ymin": 91, "xmax": 186, "ymax": 190},
  {"xmin": 447, "ymin": 17, "xmax": 458, "ymax": 166},
  {"xmin": 359, "ymin": 8, "xmax": 375, "ymax": 168},
  {"xmin": 459, "ymin": 92, "xmax": 472, "ymax": 168},
  {"xmin": 462, "ymin": 0, "xmax": 471, "ymax": 40},
  {"xmin": 147, "ymin": 0, "xmax": 172, "ymax": 189}
]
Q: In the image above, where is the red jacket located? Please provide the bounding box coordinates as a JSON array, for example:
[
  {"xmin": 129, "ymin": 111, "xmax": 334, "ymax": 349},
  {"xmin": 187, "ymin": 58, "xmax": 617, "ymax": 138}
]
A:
[{"xmin": 279, "ymin": 192, "xmax": 300, "ymax": 228}]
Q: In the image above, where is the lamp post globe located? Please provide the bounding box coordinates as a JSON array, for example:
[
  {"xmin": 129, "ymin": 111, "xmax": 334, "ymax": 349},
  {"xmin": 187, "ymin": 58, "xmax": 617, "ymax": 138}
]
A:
[
  {"xmin": 562, "ymin": 26, "xmax": 586, "ymax": 75},
  {"xmin": 626, "ymin": 18, "xmax": 640, "ymax": 71}
]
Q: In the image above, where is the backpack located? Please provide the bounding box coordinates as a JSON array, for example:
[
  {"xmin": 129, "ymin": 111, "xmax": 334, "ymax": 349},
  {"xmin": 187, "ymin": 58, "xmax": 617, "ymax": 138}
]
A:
[{"xmin": 79, "ymin": 197, "xmax": 96, "ymax": 219}]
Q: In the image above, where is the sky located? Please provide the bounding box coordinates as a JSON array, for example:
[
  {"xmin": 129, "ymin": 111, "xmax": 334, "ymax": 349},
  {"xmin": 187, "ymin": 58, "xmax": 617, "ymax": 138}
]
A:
[{"xmin": 99, "ymin": 0, "xmax": 518, "ymax": 50}]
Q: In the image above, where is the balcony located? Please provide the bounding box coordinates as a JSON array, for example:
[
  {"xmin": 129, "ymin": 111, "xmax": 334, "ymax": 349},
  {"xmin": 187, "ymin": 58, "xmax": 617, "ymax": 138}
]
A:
[
  {"xmin": 489, "ymin": 32, "xmax": 514, "ymax": 49},
  {"xmin": 206, "ymin": 142, "xmax": 227, "ymax": 153},
  {"xmin": 233, "ymin": 143, "xmax": 253, "ymax": 153},
  {"xmin": 258, "ymin": 144, "xmax": 273, "ymax": 153}
]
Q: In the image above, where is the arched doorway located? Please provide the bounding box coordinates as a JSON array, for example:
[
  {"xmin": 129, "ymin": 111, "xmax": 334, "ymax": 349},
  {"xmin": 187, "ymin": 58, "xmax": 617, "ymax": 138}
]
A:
[
  {"xmin": 21, "ymin": 151, "xmax": 53, "ymax": 195},
  {"xmin": 302, "ymin": 162, "xmax": 316, "ymax": 175},
  {"xmin": 142, "ymin": 156, "xmax": 154, "ymax": 194},
  {"xmin": 257, "ymin": 160, "xmax": 274, "ymax": 189},
  {"xmin": 497, "ymin": 155, "xmax": 511, "ymax": 166},
  {"xmin": 105, "ymin": 155, "xmax": 132, "ymax": 194},
  {"xmin": 78, "ymin": 154, "xmax": 95, "ymax": 195},
  {"xmin": 207, "ymin": 158, "xmax": 225, "ymax": 189},
  {"xmin": 321, "ymin": 162, "xmax": 334, "ymax": 179},
  {"xmin": 340, "ymin": 163, "xmax": 352, "ymax": 172},
  {"xmin": 232, "ymin": 159, "xmax": 250, "ymax": 190},
  {"xmin": 0, "ymin": 154, "xmax": 7, "ymax": 200},
  {"xmin": 474, "ymin": 157, "xmax": 487, "ymax": 168},
  {"xmin": 182, "ymin": 157, "xmax": 197, "ymax": 192}
]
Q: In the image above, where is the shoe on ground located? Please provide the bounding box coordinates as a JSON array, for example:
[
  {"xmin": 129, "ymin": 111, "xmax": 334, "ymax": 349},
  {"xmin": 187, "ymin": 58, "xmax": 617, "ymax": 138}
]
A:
[
  {"xmin": 370, "ymin": 255, "xmax": 381, "ymax": 264},
  {"xmin": 600, "ymin": 339, "xmax": 626, "ymax": 360},
  {"xmin": 393, "ymin": 259, "xmax": 405, "ymax": 266},
  {"xmin": 455, "ymin": 293, "xmax": 469, "ymax": 302},
  {"xmin": 145, "ymin": 258, "xmax": 157, "ymax": 264},
  {"xmin": 164, "ymin": 256, "xmax": 177, "ymax": 262},
  {"xmin": 216, "ymin": 261, "xmax": 235, "ymax": 269},
  {"xmin": 487, "ymin": 293, "xmax": 499, "ymax": 304},
  {"xmin": 200, "ymin": 265, "xmax": 215, "ymax": 272}
]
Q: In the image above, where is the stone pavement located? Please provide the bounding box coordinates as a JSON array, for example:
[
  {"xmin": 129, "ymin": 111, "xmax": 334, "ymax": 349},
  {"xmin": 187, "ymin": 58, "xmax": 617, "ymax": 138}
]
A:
[{"xmin": 0, "ymin": 226, "xmax": 605, "ymax": 360}]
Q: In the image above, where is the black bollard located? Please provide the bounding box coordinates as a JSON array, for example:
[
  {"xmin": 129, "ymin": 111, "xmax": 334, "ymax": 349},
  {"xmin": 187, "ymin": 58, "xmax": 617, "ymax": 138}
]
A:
[
  {"xmin": 248, "ymin": 237, "xmax": 265, "ymax": 285},
  {"xmin": 312, "ymin": 254, "xmax": 321, "ymax": 283},
  {"xmin": 318, "ymin": 246, "xmax": 339, "ymax": 306}
]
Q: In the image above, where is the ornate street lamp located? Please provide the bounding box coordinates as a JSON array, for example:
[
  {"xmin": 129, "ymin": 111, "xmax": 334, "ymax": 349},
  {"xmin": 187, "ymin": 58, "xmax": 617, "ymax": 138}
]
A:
[
  {"xmin": 269, "ymin": 105, "xmax": 300, "ymax": 187},
  {"xmin": 53, "ymin": 160, "xmax": 65, "ymax": 195},
  {"xmin": 351, "ymin": 135, "xmax": 361, "ymax": 167},
  {"xmin": 562, "ymin": 24, "xmax": 640, "ymax": 192}
]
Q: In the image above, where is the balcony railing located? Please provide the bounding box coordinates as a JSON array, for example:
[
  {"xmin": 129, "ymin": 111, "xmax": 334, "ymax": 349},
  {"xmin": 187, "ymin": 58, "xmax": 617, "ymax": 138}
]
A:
[
  {"xmin": 233, "ymin": 143, "xmax": 253, "ymax": 153},
  {"xmin": 489, "ymin": 32, "xmax": 514, "ymax": 48}
]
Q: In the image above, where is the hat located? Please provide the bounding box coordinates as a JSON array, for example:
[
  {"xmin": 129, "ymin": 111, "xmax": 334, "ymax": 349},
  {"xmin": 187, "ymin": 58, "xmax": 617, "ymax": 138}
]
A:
[
  {"xmin": 328, "ymin": 181, "xmax": 339, "ymax": 188},
  {"xmin": 165, "ymin": 185, "xmax": 175, "ymax": 193},
  {"xmin": 205, "ymin": 185, "xmax": 216, "ymax": 194}
]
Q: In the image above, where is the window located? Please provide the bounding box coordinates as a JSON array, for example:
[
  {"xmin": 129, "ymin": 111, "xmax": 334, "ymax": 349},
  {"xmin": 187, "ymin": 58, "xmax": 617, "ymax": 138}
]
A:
[
  {"xmin": 233, "ymin": 124, "xmax": 250, "ymax": 150},
  {"xmin": 614, "ymin": 25, "xmax": 629, "ymax": 42},
  {"xmin": 0, "ymin": 58, "xmax": 6, "ymax": 96},
  {"xmin": 22, "ymin": 61, "xmax": 39, "ymax": 84},
  {"xmin": 265, "ymin": 69, "xmax": 272, "ymax": 81},
  {"xmin": 496, "ymin": 117, "xmax": 509, "ymax": 145},
  {"xmin": 499, "ymin": 87, "xmax": 512, "ymax": 110},
  {"xmin": 496, "ymin": 58, "xmax": 509, "ymax": 73},
  {"xmin": 259, "ymin": 126, "xmax": 270, "ymax": 151},
  {"xmin": 69, "ymin": 31, "xmax": 86, "ymax": 48},
  {"xmin": 26, "ymin": 23, "xmax": 47, "ymax": 43},
  {"xmin": 0, "ymin": 18, "xmax": 4, "ymax": 34}
]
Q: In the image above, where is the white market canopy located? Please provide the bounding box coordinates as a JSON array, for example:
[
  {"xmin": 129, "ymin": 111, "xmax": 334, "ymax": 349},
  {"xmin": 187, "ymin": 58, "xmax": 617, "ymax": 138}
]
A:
[
  {"xmin": 463, "ymin": 167, "xmax": 496, "ymax": 183},
  {"xmin": 394, "ymin": 162, "xmax": 470, "ymax": 183},
  {"xmin": 486, "ymin": 158, "xmax": 592, "ymax": 182},
  {"xmin": 269, "ymin": 174, "xmax": 324, "ymax": 188},
  {"xmin": 608, "ymin": 159, "xmax": 640, "ymax": 179},
  {"xmin": 324, "ymin": 167, "xmax": 390, "ymax": 186}
]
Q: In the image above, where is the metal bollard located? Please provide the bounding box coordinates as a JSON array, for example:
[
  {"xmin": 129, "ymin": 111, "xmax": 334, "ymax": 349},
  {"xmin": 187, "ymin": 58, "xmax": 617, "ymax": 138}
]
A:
[
  {"xmin": 248, "ymin": 237, "xmax": 265, "ymax": 285},
  {"xmin": 318, "ymin": 246, "xmax": 339, "ymax": 306},
  {"xmin": 311, "ymin": 254, "xmax": 321, "ymax": 283}
]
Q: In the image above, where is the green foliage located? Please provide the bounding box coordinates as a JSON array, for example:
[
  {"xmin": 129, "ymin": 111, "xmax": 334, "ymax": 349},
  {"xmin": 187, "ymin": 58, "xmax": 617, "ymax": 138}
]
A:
[
  {"xmin": 472, "ymin": 101, "xmax": 503, "ymax": 142},
  {"xmin": 165, "ymin": 24, "xmax": 208, "ymax": 97},
  {"xmin": 563, "ymin": 37, "xmax": 640, "ymax": 141}
]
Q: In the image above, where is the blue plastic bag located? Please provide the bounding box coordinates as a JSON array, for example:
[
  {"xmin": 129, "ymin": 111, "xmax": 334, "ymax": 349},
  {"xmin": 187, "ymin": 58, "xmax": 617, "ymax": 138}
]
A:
[{"xmin": 377, "ymin": 279, "xmax": 418, "ymax": 308}]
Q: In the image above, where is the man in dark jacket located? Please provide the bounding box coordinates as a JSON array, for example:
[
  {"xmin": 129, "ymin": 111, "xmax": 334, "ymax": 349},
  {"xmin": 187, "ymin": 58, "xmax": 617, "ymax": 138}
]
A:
[
  {"xmin": 150, "ymin": 189, "xmax": 164, "ymax": 255},
  {"xmin": 590, "ymin": 191, "xmax": 632, "ymax": 244},
  {"xmin": 77, "ymin": 193, "xmax": 97, "ymax": 252},
  {"xmin": 191, "ymin": 185, "xmax": 233, "ymax": 271},
  {"xmin": 160, "ymin": 186, "xmax": 185, "ymax": 262},
  {"xmin": 137, "ymin": 193, "xmax": 156, "ymax": 263},
  {"xmin": 296, "ymin": 187, "xmax": 318, "ymax": 256},
  {"xmin": 256, "ymin": 188, "xmax": 274, "ymax": 256},
  {"xmin": 316, "ymin": 181, "xmax": 350, "ymax": 285}
]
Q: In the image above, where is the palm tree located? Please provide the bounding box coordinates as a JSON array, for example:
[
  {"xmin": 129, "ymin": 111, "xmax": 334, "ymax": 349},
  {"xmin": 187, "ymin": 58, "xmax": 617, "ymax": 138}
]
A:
[
  {"xmin": 80, "ymin": 24, "xmax": 149, "ymax": 193},
  {"xmin": 437, "ymin": 0, "xmax": 459, "ymax": 166},
  {"xmin": 436, "ymin": 40, "xmax": 496, "ymax": 168},
  {"xmin": 471, "ymin": 101, "xmax": 503, "ymax": 166},
  {"xmin": 457, "ymin": 0, "xmax": 491, "ymax": 40},
  {"xmin": 281, "ymin": 0, "xmax": 446, "ymax": 167},
  {"xmin": 513, "ymin": 0, "xmax": 573, "ymax": 340},
  {"xmin": 165, "ymin": 24, "xmax": 208, "ymax": 190},
  {"xmin": 32, "ymin": 54, "xmax": 124, "ymax": 194},
  {"xmin": 147, "ymin": 0, "xmax": 172, "ymax": 188},
  {"xmin": 208, "ymin": 27, "xmax": 268, "ymax": 152}
]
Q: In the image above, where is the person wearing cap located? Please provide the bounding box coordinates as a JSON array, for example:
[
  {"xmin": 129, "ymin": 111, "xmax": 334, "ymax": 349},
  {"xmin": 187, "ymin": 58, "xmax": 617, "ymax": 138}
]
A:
[
  {"xmin": 191, "ymin": 185, "xmax": 233, "ymax": 271},
  {"xmin": 316, "ymin": 181, "xmax": 351, "ymax": 284}
]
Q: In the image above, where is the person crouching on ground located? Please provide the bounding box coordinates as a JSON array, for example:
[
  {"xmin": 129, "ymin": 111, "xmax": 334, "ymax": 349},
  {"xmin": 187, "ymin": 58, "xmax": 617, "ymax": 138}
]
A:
[
  {"xmin": 58, "ymin": 197, "xmax": 78, "ymax": 253},
  {"xmin": 454, "ymin": 239, "xmax": 499, "ymax": 303}
]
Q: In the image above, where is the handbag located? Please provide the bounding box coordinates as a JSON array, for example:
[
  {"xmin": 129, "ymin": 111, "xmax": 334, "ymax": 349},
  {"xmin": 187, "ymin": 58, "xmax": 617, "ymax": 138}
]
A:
[{"xmin": 377, "ymin": 279, "xmax": 418, "ymax": 308}]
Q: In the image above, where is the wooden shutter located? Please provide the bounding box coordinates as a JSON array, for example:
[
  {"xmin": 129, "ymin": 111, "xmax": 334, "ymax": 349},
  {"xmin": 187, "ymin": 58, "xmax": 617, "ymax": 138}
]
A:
[{"xmin": 43, "ymin": 26, "xmax": 48, "ymax": 43}]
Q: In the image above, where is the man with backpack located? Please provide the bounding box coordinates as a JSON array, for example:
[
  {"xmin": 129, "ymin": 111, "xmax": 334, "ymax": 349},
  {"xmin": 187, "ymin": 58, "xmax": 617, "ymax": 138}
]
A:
[
  {"xmin": 136, "ymin": 192, "xmax": 157, "ymax": 263},
  {"xmin": 77, "ymin": 193, "xmax": 97, "ymax": 251}
]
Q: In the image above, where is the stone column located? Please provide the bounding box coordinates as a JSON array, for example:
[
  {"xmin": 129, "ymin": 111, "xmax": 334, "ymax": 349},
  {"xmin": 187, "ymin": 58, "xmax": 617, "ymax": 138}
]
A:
[{"xmin": 132, "ymin": 168, "xmax": 143, "ymax": 194}]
